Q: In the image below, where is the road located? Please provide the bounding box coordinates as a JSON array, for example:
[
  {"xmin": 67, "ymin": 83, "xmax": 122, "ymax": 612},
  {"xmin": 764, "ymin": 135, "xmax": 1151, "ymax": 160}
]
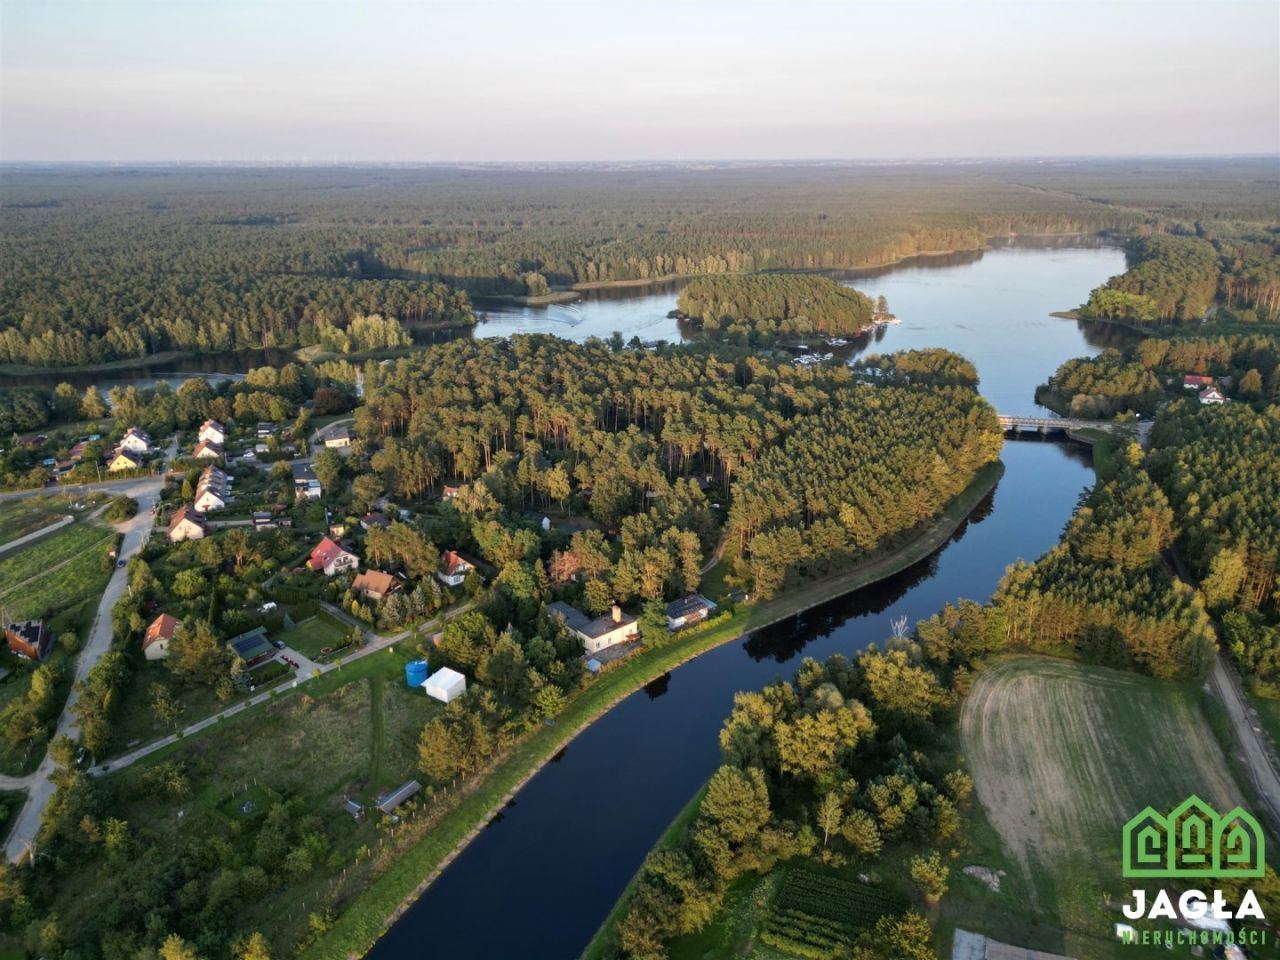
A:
[
  {"xmin": 0, "ymin": 473, "xmax": 169, "ymax": 504},
  {"xmin": 3, "ymin": 436, "xmax": 176, "ymax": 863}
]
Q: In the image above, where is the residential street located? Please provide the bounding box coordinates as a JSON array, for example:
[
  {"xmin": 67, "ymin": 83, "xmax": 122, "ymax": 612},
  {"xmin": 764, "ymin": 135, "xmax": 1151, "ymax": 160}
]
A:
[{"xmin": 3, "ymin": 437, "xmax": 175, "ymax": 863}]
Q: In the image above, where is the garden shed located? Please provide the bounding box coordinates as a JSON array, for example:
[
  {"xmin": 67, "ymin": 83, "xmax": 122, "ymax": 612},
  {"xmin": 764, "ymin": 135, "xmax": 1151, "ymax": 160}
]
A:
[{"xmin": 423, "ymin": 667, "xmax": 466, "ymax": 703}]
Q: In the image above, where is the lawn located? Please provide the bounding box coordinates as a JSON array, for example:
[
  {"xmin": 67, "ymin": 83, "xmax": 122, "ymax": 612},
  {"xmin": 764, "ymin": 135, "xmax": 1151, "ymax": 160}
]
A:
[
  {"xmin": 0, "ymin": 521, "xmax": 118, "ymax": 620},
  {"xmin": 283, "ymin": 612, "xmax": 350, "ymax": 659},
  {"xmin": 51, "ymin": 645, "xmax": 442, "ymax": 954},
  {"xmin": 0, "ymin": 498, "xmax": 66, "ymax": 547},
  {"xmin": 956, "ymin": 655, "xmax": 1256, "ymax": 952}
]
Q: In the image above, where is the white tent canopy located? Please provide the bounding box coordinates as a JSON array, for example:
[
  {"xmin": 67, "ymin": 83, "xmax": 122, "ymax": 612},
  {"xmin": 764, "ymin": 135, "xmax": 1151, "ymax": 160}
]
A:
[{"xmin": 423, "ymin": 667, "xmax": 467, "ymax": 703}]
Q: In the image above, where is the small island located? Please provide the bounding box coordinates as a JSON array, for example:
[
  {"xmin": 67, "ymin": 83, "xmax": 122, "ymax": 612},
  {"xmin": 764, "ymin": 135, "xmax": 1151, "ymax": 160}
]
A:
[{"xmin": 675, "ymin": 274, "xmax": 890, "ymax": 345}]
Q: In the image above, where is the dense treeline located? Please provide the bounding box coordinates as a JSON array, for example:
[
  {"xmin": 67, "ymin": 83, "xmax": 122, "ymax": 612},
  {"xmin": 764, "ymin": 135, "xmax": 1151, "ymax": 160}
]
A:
[
  {"xmin": 727, "ymin": 384, "xmax": 1001, "ymax": 597},
  {"xmin": 355, "ymin": 338, "xmax": 999, "ymax": 601},
  {"xmin": 1146, "ymin": 401, "xmax": 1280, "ymax": 686},
  {"xmin": 1035, "ymin": 351, "xmax": 1163, "ymax": 417},
  {"xmin": 609, "ymin": 638, "xmax": 986, "ymax": 960},
  {"xmin": 0, "ymin": 161, "xmax": 1199, "ymax": 368},
  {"xmin": 1082, "ymin": 235, "xmax": 1221, "ymax": 325},
  {"xmin": 677, "ymin": 275, "xmax": 877, "ymax": 341},
  {"xmin": 0, "ymin": 272, "xmax": 470, "ymax": 368},
  {"xmin": 995, "ymin": 455, "xmax": 1215, "ymax": 680}
]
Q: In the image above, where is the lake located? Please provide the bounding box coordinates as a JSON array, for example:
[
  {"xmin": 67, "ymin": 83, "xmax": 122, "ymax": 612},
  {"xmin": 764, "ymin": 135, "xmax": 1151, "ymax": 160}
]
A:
[{"xmin": 364, "ymin": 240, "xmax": 1127, "ymax": 959}]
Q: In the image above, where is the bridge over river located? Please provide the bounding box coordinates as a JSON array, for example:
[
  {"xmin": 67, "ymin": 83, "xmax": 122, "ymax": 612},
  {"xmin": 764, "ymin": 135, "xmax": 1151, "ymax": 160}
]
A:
[{"xmin": 998, "ymin": 413, "xmax": 1151, "ymax": 446}]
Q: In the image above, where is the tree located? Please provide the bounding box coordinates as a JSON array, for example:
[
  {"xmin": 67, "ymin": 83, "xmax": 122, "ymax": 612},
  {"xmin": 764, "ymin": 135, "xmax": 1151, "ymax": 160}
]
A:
[
  {"xmin": 1239, "ymin": 367, "xmax": 1264, "ymax": 398},
  {"xmin": 815, "ymin": 790, "xmax": 844, "ymax": 848},
  {"xmin": 81, "ymin": 386, "xmax": 107, "ymax": 420},
  {"xmin": 149, "ymin": 683, "xmax": 184, "ymax": 730},
  {"xmin": 159, "ymin": 934, "xmax": 200, "ymax": 960},
  {"xmin": 167, "ymin": 619, "xmax": 230, "ymax": 688},
  {"xmin": 238, "ymin": 933, "xmax": 271, "ymax": 960},
  {"xmin": 312, "ymin": 448, "xmax": 344, "ymax": 491},
  {"xmin": 909, "ymin": 850, "xmax": 949, "ymax": 904}
]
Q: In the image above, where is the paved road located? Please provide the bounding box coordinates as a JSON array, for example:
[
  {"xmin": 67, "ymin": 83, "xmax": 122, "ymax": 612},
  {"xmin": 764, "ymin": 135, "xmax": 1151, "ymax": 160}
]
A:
[
  {"xmin": 4, "ymin": 436, "xmax": 176, "ymax": 863},
  {"xmin": 0, "ymin": 474, "xmax": 168, "ymax": 504}
]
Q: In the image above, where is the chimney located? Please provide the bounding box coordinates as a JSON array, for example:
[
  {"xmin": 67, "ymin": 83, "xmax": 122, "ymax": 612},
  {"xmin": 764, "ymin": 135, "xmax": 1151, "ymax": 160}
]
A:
[{"xmin": 611, "ymin": 604, "xmax": 622, "ymax": 624}]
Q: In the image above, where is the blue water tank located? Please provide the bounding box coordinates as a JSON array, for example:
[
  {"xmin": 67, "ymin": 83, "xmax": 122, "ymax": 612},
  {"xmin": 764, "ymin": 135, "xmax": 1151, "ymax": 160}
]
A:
[{"xmin": 404, "ymin": 660, "xmax": 428, "ymax": 688}]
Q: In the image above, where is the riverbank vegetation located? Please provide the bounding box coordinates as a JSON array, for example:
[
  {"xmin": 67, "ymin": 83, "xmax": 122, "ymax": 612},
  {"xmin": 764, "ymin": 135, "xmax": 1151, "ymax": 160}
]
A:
[{"xmin": 676, "ymin": 275, "xmax": 878, "ymax": 342}]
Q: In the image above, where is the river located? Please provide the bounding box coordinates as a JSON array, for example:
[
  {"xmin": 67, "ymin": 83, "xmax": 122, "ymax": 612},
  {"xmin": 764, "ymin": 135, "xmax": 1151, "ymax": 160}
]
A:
[{"xmin": 363, "ymin": 241, "xmax": 1128, "ymax": 959}]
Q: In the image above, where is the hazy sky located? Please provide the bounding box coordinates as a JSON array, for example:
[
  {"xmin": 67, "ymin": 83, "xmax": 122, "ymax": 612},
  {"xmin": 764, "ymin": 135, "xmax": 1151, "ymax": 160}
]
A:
[{"xmin": 2, "ymin": 0, "xmax": 1277, "ymax": 162}]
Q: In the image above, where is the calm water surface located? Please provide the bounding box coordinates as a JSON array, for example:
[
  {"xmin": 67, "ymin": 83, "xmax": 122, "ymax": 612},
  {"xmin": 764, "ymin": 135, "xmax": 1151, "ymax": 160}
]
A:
[{"xmin": 367, "ymin": 242, "xmax": 1125, "ymax": 960}]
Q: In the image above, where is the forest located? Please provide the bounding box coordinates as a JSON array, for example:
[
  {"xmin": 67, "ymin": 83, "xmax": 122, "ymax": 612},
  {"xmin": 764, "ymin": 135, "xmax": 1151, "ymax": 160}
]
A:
[
  {"xmin": 9, "ymin": 158, "xmax": 1277, "ymax": 368},
  {"xmin": 994, "ymin": 455, "xmax": 1216, "ymax": 681},
  {"xmin": 1146, "ymin": 401, "xmax": 1280, "ymax": 690},
  {"xmin": 676, "ymin": 275, "xmax": 879, "ymax": 342},
  {"xmin": 1080, "ymin": 221, "xmax": 1280, "ymax": 328},
  {"xmin": 353, "ymin": 338, "xmax": 998, "ymax": 600}
]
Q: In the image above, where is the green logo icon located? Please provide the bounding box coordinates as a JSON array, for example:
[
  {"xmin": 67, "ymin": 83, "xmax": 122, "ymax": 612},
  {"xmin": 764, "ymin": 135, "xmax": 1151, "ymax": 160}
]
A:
[{"xmin": 1123, "ymin": 796, "xmax": 1264, "ymax": 878}]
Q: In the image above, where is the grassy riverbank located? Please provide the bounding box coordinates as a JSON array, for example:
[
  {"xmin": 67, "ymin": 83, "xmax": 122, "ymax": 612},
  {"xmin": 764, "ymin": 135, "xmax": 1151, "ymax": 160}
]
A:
[{"xmin": 301, "ymin": 460, "xmax": 1004, "ymax": 960}]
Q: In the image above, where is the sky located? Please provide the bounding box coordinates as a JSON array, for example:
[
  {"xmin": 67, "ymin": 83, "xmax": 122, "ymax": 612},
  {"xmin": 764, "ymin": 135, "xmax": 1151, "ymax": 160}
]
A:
[{"xmin": 1, "ymin": 0, "xmax": 1277, "ymax": 162}]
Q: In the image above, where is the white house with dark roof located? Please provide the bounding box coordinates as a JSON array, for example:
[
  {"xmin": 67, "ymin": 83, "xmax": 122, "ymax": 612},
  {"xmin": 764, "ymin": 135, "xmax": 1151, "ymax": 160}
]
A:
[
  {"xmin": 118, "ymin": 427, "xmax": 152, "ymax": 455},
  {"xmin": 665, "ymin": 594, "xmax": 717, "ymax": 632},
  {"xmin": 198, "ymin": 419, "xmax": 226, "ymax": 445},
  {"xmin": 546, "ymin": 601, "xmax": 638, "ymax": 655}
]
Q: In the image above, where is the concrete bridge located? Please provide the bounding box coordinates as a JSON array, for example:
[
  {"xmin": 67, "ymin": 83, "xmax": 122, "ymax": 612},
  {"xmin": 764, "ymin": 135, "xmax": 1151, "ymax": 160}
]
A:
[{"xmin": 997, "ymin": 414, "xmax": 1151, "ymax": 446}]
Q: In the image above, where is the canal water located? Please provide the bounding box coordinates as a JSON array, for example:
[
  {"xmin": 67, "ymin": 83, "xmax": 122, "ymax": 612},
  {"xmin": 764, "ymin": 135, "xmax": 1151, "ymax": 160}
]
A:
[{"xmin": 364, "ymin": 241, "xmax": 1128, "ymax": 959}]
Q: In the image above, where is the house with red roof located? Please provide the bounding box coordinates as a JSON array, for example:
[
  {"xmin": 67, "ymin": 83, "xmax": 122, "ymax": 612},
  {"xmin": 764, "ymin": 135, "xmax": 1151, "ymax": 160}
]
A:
[
  {"xmin": 143, "ymin": 613, "xmax": 179, "ymax": 661},
  {"xmin": 437, "ymin": 550, "xmax": 474, "ymax": 588},
  {"xmin": 168, "ymin": 505, "xmax": 208, "ymax": 543},
  {"xmin": 308, "ymin": 537, "xmax": 359, "ymax": 576}
]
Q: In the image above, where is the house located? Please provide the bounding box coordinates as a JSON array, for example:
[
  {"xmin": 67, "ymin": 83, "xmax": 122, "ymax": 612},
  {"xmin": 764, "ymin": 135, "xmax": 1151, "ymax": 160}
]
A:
[
  {"xmin": 360, "ymin": 511, "xmax": 390, "ymax": 530},
  {"xmin": 329, "ymin": 522, "xmax": 347, "ymax": 537},
  {"xmin": 198, "ymin": 419, "xmax": 226, "ymax": 445},
  {"xmin": 293, "ymin": 462, "xmax": 323, "ymax": 500},
  {"xmin": 665, "ymin": 594, "xmax": 717, "ymax": 631},
  {"xmin": 193, "ymin": 464, "xmax": 229, "ymax": 513},
  {"xmin": 352, "ymin": 569, "xmax": 400, "ymax": 602},
  {"xmin": 256, "ymin": 422, "xmax": 277, "ymax": 438},
  {"xmin": 227, "ymin": 626, "xmax": 275, "ymax": 668},
  {"xmin": 143, "ymin": 613, "xmax": 179, "ymax": 661},
  {"xmin": 1199, "ymin": 385, "xmax": 1229, "ymax": 405},
  {"xmin": 324, "ymin": 427, "xmax": 351, "ymax": 449},
  {"xmin": 3, "ymin": 620, "xmax": 51, "ymax": 660},
  {"xmin": 192, "ymin": 439, "xmax": 223, "ymax": 460},
  {"xmin": 546, "ymin": 601, "xmax": 639, "ymax": 655},
  {"xmin": 1183, "ymin": 374, "xmax": 1215, "ymax": 390},
  {"xmin": 442, "ymin": 485, "xmax": 460, "ymax": 499},
  {"xmin": 377, "ymin": 779, "xmax": 422, "ymax": 814},
  {"xmin": 108, "ymin": 449, "xmax": 142, "ymax": 472},
  {"xmin": 167, "ymin": 504, "xmax": 208, "ymax": 543},
  {"xmin": 118, "ymin": 427, "xmax": 152, "ymax": 455},
  {"xmin": 437, "ymin": 550, "xmax": 474, "ymax": 587},
  {"xmin": 423, "ymin": 668, "xmax": 466, "ymax": 703},
  {"xmin": 68, "ymin": 441, "xmax": 89, "ymax": 462},
  {"xmin": 308, "ymin": 536, "xmax": 359, "ymax": 576},
  {"xmin": 524, "ymin": 512, "xmax": 552, "ymax": 532}
]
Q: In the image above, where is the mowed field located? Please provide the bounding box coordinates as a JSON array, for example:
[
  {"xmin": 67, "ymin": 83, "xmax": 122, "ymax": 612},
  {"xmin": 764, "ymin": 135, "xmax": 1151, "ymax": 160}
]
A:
[{"xmin": 958, "ymin": 656, "xmax": 1247, "ymax": 941}]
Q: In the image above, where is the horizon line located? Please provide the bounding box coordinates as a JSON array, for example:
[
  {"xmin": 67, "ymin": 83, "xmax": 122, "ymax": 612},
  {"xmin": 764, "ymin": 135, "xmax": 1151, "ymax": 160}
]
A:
[{"xmin": 2, "ymin": 152, "xmax": 1277, "ymax": 169}]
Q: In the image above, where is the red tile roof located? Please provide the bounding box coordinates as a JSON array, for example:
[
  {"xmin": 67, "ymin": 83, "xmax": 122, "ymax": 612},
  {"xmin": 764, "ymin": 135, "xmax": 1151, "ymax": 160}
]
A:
[
  {"xmin": 309, "ymin": 536, "xmax": 349, "ymax": 572},
  {"xmin": 143, "ymin": 613, "xmax": 180, "ymax": 651},
  {"xmin": 442, "ymin": 550, "xmax": 472, "ymax": 577}
]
